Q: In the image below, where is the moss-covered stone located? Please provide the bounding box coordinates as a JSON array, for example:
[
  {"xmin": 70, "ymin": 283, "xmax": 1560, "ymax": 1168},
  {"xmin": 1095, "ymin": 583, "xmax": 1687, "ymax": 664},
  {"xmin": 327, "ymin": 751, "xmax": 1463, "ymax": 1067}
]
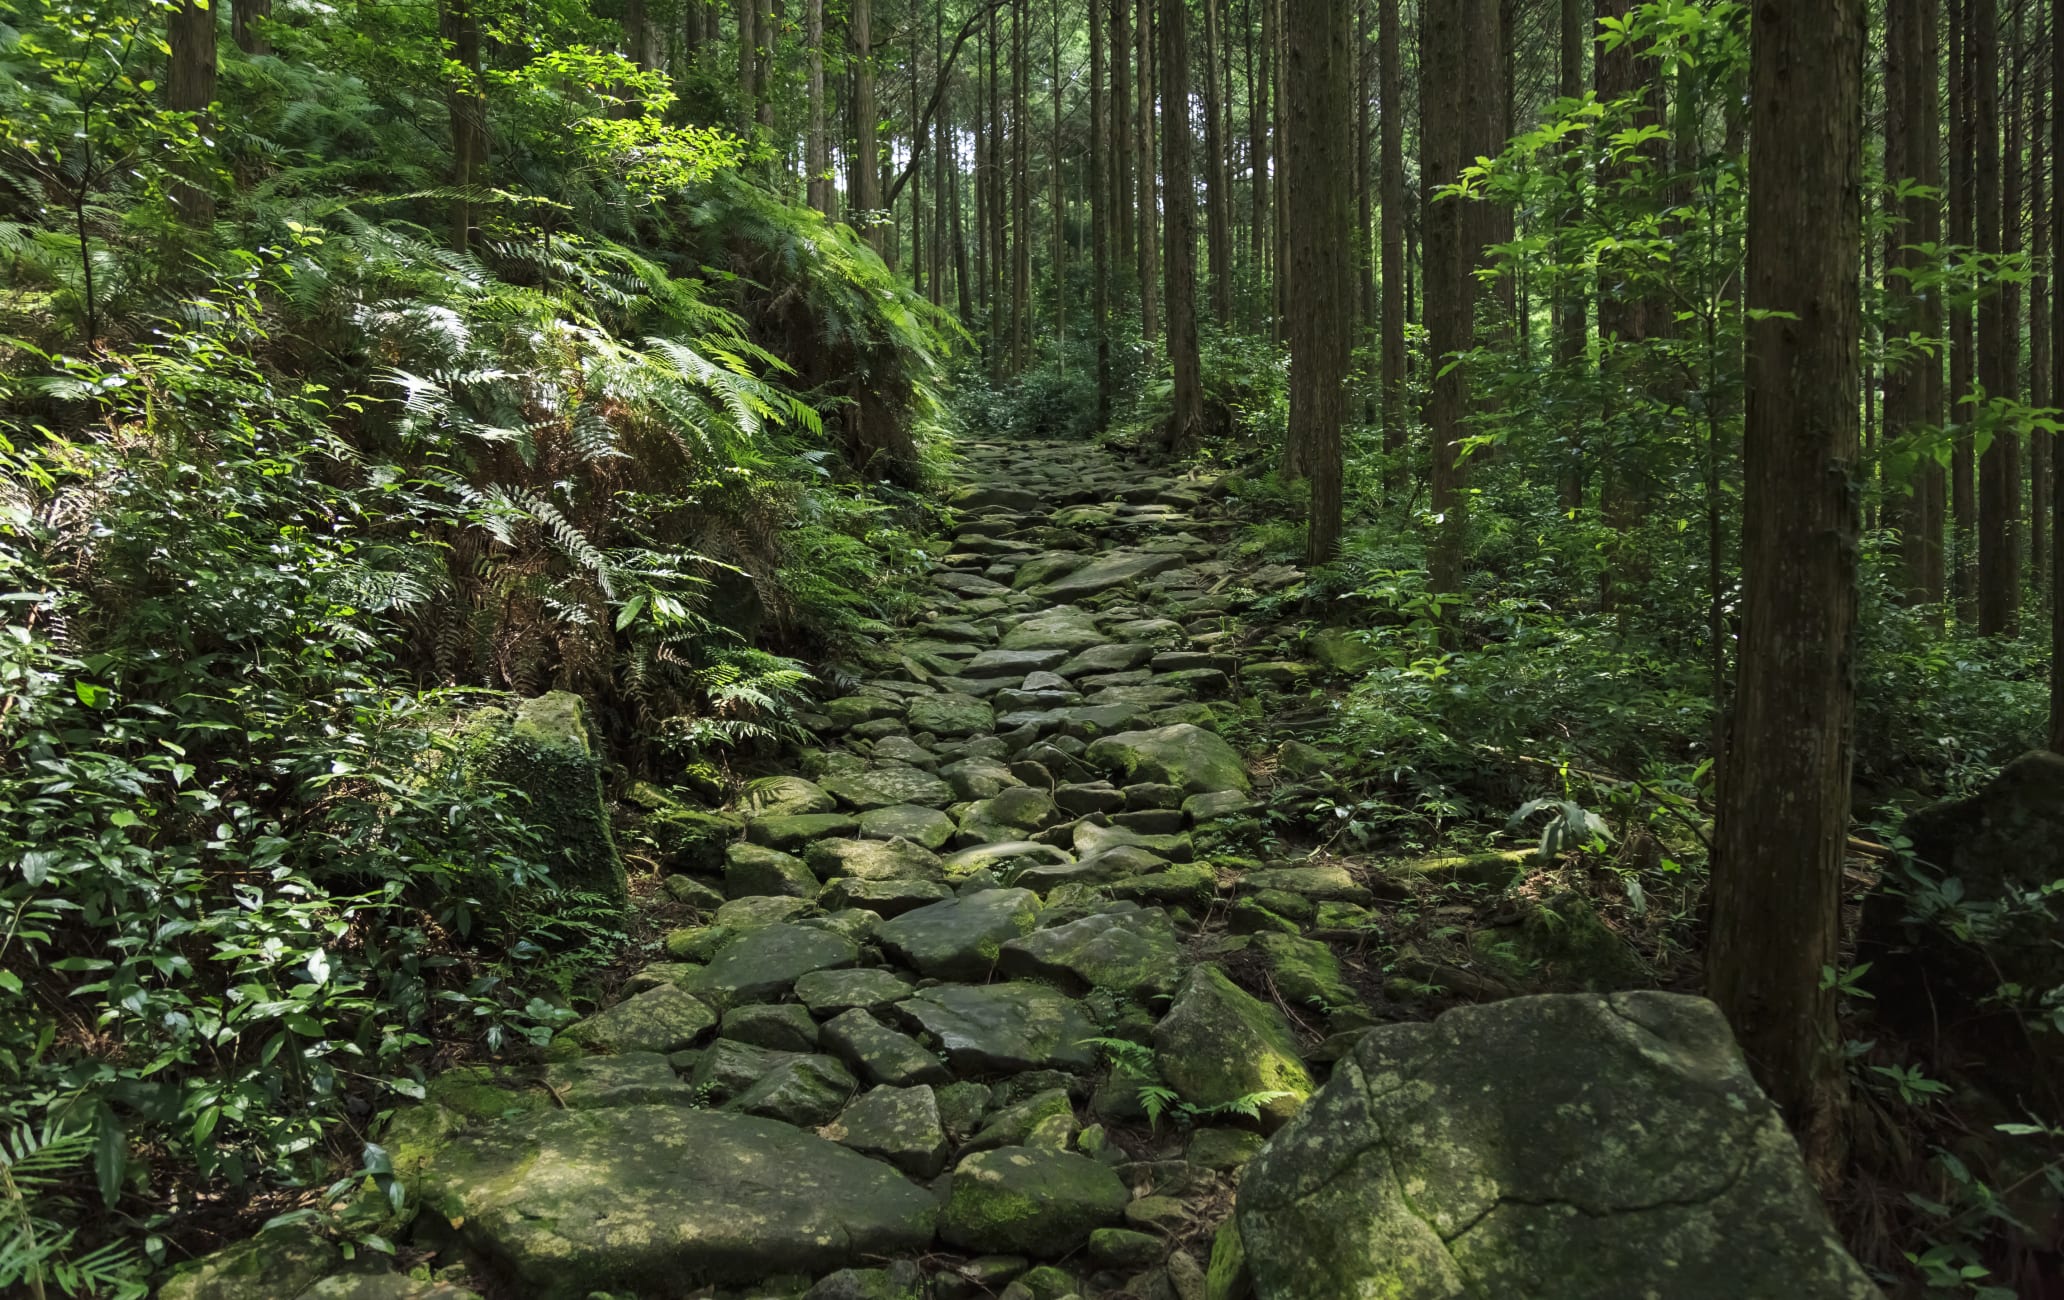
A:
[
  {"xmin": 643, "ymin": 807, "xmax": 744, "ymax": 876},
  {"xmin": 1085, "ymin": 725, "xmax": 1250, "ymax": 795},
  {"xmin": 155, "ymin": 1223, "xmax": 337, "ymax": 1300},
  {"xmin": 1205, "ymin": 1218, "xmax": 1251, "ymax": 1300},
  {"xmin": 1235, "ymin": 992, "xmax": 1880, "ymax": 1300},
  {"xmin": 1469, "ymin": 892, "xmax": 1650, "ymax": 991},
  {"xmin": 1152, "ymin": 965, "xmax": 1312, "ymax": 1132},
  {"xmin": 456, "ymin": 692, "xmax": 626, "ymax": 902},
  {"xmin": 413, "ymin": 1106, "xmax": 937, "ymax": 1298},
  {"xmin": 939, "ymin": 1147, "xmax": 1130, "ymax": 1257},
  {"xmin": 1309, "ymin": 627, "xmax": 1380, "ymax": 674},
  {"xmin": 819, "ymin": 1084, "xmax": 950, "ymax": 1178},
  {"xmin": 999, "ymin": 906, "xmax": 1186, "ymax": 1002},
  {"xmin": 561, "ymin": 983, "xmax": 718, "ymax": 1054},
  {"xmin": 1386, "ymin": 848, "xmax": 1531, "ymax": 892},
  {"xmin": 1250, "ymin": 933, "xmax": 1362, "ymax": 1016},
  {"xmin": 965, "ymin": 1086, "xmax": 1076, "ymax": 1153},
  {"xmin": 896, "ymin": 983, "xmax": 1100, "ymax": 1074},
  {"xmin": 724, "ymin": 841, "xmax": 820, "ymax": 900},
  {"xmin": 876, "ymin": 888, "xmax": 1041, "ymax": 980},
  {"xmin": 746, "ymin": 811, "xmax": 861, "ymax": 852}
]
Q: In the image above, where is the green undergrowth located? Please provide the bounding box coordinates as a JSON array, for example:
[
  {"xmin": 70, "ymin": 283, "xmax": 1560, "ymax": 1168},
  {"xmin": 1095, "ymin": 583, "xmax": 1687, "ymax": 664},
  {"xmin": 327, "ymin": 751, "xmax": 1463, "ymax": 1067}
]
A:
[{"xmin": 0, "ymin": 12, "xmax": 955, "ymax": 1287}]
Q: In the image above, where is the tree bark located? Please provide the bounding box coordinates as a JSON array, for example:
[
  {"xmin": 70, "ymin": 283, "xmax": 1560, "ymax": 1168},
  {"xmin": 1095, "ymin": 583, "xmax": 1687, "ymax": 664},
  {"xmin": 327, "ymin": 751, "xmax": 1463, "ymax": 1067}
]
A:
[
  {"xmin": 1421, "ymin": 0, "xmax": 1499, "ymax": 598},
  {"xmin": 808, "ymin": 0, "xmax": 831, "ymax": 211},
  {"xmin": 1555, "ymin": 0, "xmax": 1586, "ymax": 511},
  {"xmin": 1952, "ymin": 0, "xmax": 1979, "ymax": 621},
  {"xmin": 1887, "ymin": 0, "xmax": 1936, "ymax": 604},
  {"xmin": 1013, "ymin": 0, "xmax": 1032, "ymax": 369},
  {"xmin": 1976, "ymin": 0, "xmax": 2015, "ymax": 635},
  {"xmin": 1708, "ymin": 0, "xmax": 1863, "ymax": 1179},
  {"xmin": 1051, "ymin": 0, "xmax": 1065, "ymax": 342},
  {"xmin": 1092, "ymin": 0, "xmax": 1113, "ymax": 428},
  {"xmin": 1286, "ymin": 0, "xmax": 1353, "ymax": 562},
  {"xmin": 439, "ymin": 0, "xmax": 486, "ymax": 253},
  {"xmin": 1378, "ymin": 0, "xmax": 1404, "ymax": 498},
  {"xmin": 1250, "ymin": 0, "xmax": 1270, "ymax": 324},
  {"xmin": 167, "ymin": 0, "xmax": 218, "ymax": 226},
  {"xmin": 1160, "ymin": 0, "xmax": 1203, "ymax": 451},
  {"xmin": 232, "ymin": 0, "xmax": 270, "ymax": 55},
  {"xmin": 1202, "ymin": 0, "xmax": 1234, "ymax": 324},
  {"xmin": 1139, "ymin": 0, "xmax": 1160, "ymax": 341},
  {"xmin": 2034, "ymin": 25, "xmax": 2052, "ymax": 602},
  {"xmin": 854, "ymin": 0, "xmax": 880, "ymax": 243},
  {"xmin": 2051, "ymin": 0, "xmax": 2064, "ymax": 745},
  {"xmin": 1356, "ymin": 0, "xmax": 1374, "ymax": 333},
  {"xmin": 1113, "ymin": 0, "xmax": 1134, "ymax": 267}
]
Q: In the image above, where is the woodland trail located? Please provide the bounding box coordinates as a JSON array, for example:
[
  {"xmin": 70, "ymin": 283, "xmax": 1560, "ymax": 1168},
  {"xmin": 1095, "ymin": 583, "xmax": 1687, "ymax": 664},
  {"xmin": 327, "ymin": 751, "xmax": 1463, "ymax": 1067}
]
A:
[
  {"xmin": 374, "ymin": 435, "xmax": 1331, "ymax": 1300},
  {"xmin": 164, "ymin": 437, "xmax": 1885, "ymax": 1300}
]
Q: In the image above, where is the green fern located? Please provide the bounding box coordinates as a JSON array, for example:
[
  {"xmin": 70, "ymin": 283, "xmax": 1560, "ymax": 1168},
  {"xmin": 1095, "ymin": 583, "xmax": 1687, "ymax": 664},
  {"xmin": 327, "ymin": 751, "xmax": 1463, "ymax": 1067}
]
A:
[{"xmin": 0, "ymin": 1123, "xmax": 146, "ymax": 1300}]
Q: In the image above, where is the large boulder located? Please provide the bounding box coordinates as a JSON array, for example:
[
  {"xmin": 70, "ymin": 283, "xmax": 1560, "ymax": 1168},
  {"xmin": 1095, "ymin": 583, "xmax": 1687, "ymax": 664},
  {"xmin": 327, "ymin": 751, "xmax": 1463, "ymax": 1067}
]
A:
[
  {"xmin": 412, "ymin": 1107, "xmax": 937, "ymax": 1298},
  {"xmin": 1085, "ymin": 725, "xmax": 1250, "ymax": 796},
  {"xmin": 1235, "ymin": 992, "xmax": 1879, "ymax": 1300},
  {"xmin": 455, "ymin": 692, "xmax": 626, "ymax": 902}
]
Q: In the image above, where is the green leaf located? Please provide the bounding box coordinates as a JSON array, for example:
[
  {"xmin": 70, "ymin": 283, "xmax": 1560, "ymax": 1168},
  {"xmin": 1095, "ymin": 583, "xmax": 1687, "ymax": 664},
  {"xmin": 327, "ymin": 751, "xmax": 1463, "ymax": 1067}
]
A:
[{"xmin": 94, "ymin": 1106, "xmax": 126, "ymax": 1208}]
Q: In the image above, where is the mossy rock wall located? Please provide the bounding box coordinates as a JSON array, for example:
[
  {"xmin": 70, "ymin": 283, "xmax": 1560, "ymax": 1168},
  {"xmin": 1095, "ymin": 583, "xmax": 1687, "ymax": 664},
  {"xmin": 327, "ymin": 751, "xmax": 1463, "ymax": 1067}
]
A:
[{"xmin": 458, "ymin": 692, "xmax": 627, "ymax": 903}]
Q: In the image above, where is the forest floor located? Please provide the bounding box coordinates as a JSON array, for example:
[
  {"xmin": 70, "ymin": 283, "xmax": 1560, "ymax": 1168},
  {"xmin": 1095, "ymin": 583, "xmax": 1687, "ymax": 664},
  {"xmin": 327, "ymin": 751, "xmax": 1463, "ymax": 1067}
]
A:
[{"xmin": 168, "ymin": 434, "xmax": 1756, "ymax": 1300}]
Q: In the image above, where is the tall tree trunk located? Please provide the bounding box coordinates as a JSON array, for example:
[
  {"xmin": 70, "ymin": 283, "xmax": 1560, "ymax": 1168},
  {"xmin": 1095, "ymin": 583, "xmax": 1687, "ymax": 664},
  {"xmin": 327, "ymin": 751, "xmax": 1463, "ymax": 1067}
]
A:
[
  {"xmin": 1138, "ymin": 0, "xmax": 1160, "ymax": 341},
  {"xmin": 1709, "ymin": 0, "xmax": 1863, "ymax": 1181},
  {"xmin": 232, "ymin": 0, "xmax": 270, "ymax": 55},
  {"xmin": 1014, "ymin": 0, "xmax": 1032, "ymax": 369},
  {"xmin": 168, "ymin": 0, "xmax": 219, "ymax": 226},
  {"xmin": 1594, "ymin": 0, "xmax": 1664, "ymax": 583},
  {"xmin": 1052, "ymin": 0, "xmax": 1065, "ymax": 343},
  {"xmin": 755, "ymin": 0, "xmax": 775, "ymax": 129},
  {"xmin": 1249, "ymin": 0, "xmax": 1270, "ymax": 322},
  {"xmin": 1263, "ymin": 0, "xmax": 1279, "ymax": 340},
  {"xmin": 1113, "ymin": 0, "xmax": 1134, "ymax": 268},
  {"xmin": 1356, "ymin": 0, "xmax": 1374, "ymax": 332},
  {"xmin": 2034, "ymin": 27, "xmax": 2052, "ymax": 602},
  {"xmin": 954, "ymin": 111, "xmax": 973, "ymax": 321},
  {"xmin": 808, "ymin": 0, "xmax": 831, "ymax": 211},
  {"xmin": 1378, "ymin": 0, "xmax": 1405, "ymax": 497},
  {"xmin": 988, "ymin": 4, "xmax": 1005, "ymax": 363},
  {"xmin": 1556, "ymin": 0, "xmax": 1586, "ymax": 510},
  {"xmin": 1952, "ymin": 0, "xmax": 1979, "ymax": 620},
  {"xmin": 1287, "ymin": 0, "xmax": 1353, "ymax": 562},
  {"xmin": 439, "ymin": 0, "xmax": 486, "ymax": 253},
  {"xmin": 1977, "ymin": 0, "xmax": 2015, "ymax": 635},
  {"xmin": 854, "ymin": 0, "xmax": 880, "ymax": 243},
  {"xmin": 1202, "ymin": 0, "xmax": 1234, "ymax": 323},
  {"xmin": 1421, "ymin": 0, "xmax": 1500, "ymax": 598},
  {"xmin": 626, "ymin": 0, "xmax": 654, "ymax": 70},
  {"xmin": 1092, "ymin": 0, "xmax": 1113, "ymax": 428},
  {"xmin": 739, "ymin": 0, "xmax": 758, "ymax": 121},
  {"xmin": 1888, "ymin": 0, "xmax": 1942, "ymax": 605},
  {"xmin": 2051, "ymin": 0, "xmax": 2064, "ymax": 745},
  {"xmin": 1160, "ymin": 0, "xmax": 1203, "ymax": 451},
  {"xmin": 1922, "ymin": 0, "xmax": 1948, "ymax": 606},
  {"xmin": 932, "ymin": 0, "xmax": 950, "ymax": 306}
]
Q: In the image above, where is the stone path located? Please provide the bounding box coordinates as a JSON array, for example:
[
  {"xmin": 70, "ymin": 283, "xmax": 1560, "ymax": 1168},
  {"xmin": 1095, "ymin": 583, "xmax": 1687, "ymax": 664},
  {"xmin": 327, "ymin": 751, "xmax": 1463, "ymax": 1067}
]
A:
[
  {"xmin": 166, "ymin": 438, "xmax": 1885, "ymax": 1300},
  {"xmin": 382, "ymin": 437, "xmax": 1356, "ymax": 1300}
]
